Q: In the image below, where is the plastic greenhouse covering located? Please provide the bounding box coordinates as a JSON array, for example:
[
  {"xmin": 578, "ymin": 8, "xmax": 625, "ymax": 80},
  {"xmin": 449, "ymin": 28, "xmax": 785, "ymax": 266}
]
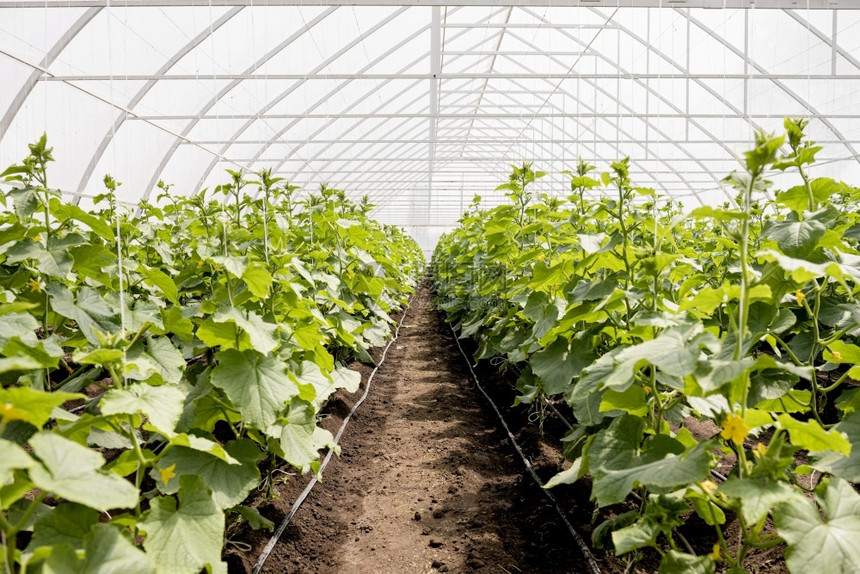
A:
[{"xmin": 2, "ymin": 0, "xmax": 860, "ymax": 254}]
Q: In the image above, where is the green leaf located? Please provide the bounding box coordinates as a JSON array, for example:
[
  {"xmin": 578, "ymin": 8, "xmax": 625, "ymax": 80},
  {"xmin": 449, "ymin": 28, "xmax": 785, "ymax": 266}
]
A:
[
  {"xmin": 0, "ymin": 387, "xmax": 83, "ymax": 428},
  {"xmin": 242, "ymin": 264, "xmax": 272, "ymax": 298},
  {"xmin": 775, "ymin": 478, "xmax": 860, "ymax": 574},
  {"xmin": 140, "ymin": 267, "xmax": 179, "ymax": 305},
  {"xmin": 163, "ymin": 306, "xmax": 194, "ymax": 342},
  {"xmin": 6, "ymin": 236, "xmax": 78, "ymax": 280},
  {"xmin": 0, "ymin": 311, "xmax": 40, "ymax": 348},
  {"xmin": 718, "ymin": 478, "xmax": 805, "ymax": 525},
  {"xmin": 531, "ymin": 337, "xmax": 592, "ymax": 395},
  {"xmin": 152, "ymin": 439, "xmax": 262, "ymax": 509},
  {"xmin": 30, "ymin": 502, "xmax": 99, "ymax": 550},
  {"xmin": 592, "ymin": 442, "xmax": 713, "ymax": 506},
  {"xmin": 776, "ymin": 178, "xmax": 843, "ymax": 213},
  {"xmin": 824, "ymin": 340, "xmax": 860, "ymax": 363},
  {"xmin": 211, "ymin": 349, "xmax": 298, "ymax": 430},
  {"xmin": 51, "ymin": 200, "xmax": 115, "ymax": 241},
  {"xmin": 196, "ymin": 318, "xmax": 237, "ymax": 349},
  {"xmin": 82, "ymin": 523, "xmax": 156, "ymax": 574},
  {"xmin": 658, "ymin": 551, "xmax": 714, "ymax": 574},
  {"xmin": 48, "ymin": 284, "xmax": 117, "ymax": 345},
  {"xmin": 101, "ymin": 383, "xmax": 185, "ymax": 438},
  {"xmin": 811, "ymin": 412, "xmax": 860, "ymax": 481},
  {"xmin": 234, "ymin": 505, "xmax": 274, "ymax": 532},
  {"xmin": 776, "ymin": 413, "xmax": 851, "ymax": 455},
  {"xmin": 763, "ymin": 218, "xmax": 826, "ymax": 258},
  {"xmin": 544, "ymin": 459, "xmax": 583, "ymax": 489},
  {"xmin": 212, "ymin": 307, "xmax": 279, "ymax": 355},
  {"xmin": 600, "ymin": 386, "xmax": 647, "ymax": 416},
  {"xmin": 70, "ymin": 244, "xmax": 115, "ymax": 286},
  {"xmin": 139, "ymin": 475, "xmax": 226, "ymax": 574},
  {"xmin": 0, "ymin": 438, "xmax": 34, "ymax": 484},
  {"xmin": 168, "ymin": 434, "xmax": 238, "ymax": 464},
  {"xmin": 28, "ymin": 431, "xmax": 139, "ymax": 512},
  {"xmin": 130, "ymin": 336, "xmax": 185, "ymax": 385},
  {"xmin": 331, "ymin": 366, "xmax": 361, "ymax": 393}
]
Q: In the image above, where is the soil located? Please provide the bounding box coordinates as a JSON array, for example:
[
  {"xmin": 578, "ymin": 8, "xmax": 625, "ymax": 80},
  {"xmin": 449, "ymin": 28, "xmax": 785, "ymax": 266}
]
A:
[{"xmin": 227, "ymin": 282, "xmax": 789, "ymax": 574}]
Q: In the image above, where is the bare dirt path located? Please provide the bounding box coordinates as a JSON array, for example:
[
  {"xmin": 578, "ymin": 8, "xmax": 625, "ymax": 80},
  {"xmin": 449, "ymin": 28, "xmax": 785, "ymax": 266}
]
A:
[{"xmin": 254, "ymin": 283, "xmax": 586, "ymax": 574}]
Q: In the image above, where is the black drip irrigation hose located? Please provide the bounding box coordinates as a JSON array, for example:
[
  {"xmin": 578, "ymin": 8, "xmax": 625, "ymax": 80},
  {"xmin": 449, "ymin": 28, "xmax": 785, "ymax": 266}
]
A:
[
  {"xmin": 447, "ymin": 323, "xmax": 602, "ymax": 574},
  {"xmin": 251, "ymin": 295, "xmax": 414, "ymax": 574}
]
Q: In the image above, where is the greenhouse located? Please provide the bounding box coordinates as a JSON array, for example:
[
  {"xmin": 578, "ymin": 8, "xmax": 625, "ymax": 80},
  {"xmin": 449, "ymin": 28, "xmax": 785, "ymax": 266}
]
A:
[{"xmin": 1, "ymin": 1, "xmax": 859, "ymax": 573}]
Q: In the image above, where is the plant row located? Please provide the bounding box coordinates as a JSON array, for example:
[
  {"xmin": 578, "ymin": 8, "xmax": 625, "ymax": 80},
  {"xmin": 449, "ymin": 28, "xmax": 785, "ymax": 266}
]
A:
[
  {"xmin": 432, "ymin": 119, "xmax": 860, "ymax": 574},
  {"xmin": 0, "ymin": 135, "xmax": 424, "ymax": 573}
]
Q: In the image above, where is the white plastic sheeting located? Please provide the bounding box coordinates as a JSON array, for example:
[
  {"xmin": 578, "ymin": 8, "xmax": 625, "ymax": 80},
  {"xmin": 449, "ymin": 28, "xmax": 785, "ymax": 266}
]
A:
[{"xmin": 1, "ymin": 1, "xmax": 860, "ymax": 253}]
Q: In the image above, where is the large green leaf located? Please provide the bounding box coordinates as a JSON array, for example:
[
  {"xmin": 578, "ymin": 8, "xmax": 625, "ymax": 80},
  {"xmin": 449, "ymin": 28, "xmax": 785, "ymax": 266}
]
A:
[
  {"xmin": 6, "ymin": 235, "xmax": 80, "ymax": 279},
  {"xmin": 658, "ymin": 551, "xmax": 714, "ymax": 574},
  {"xmin": 51, "ymin": 200, "xmax": 115, "ymax": 242},
  {"xmin": 592, "ymin": 441, "xmax": 713, "ymax": 506},
  {"xmin": 718, "ymin": 478, "xmax": 805, "ymax": 525},
  {"xmin": 70, "ymin": 244, "xmax": 115, "ymax": 286},
  {"xmin": 30, "ymin": 502, "xmax": 99, "ymax": 550},
  {"xmin": 273, "ymin": 400, "xmax": 337, "ymax": 474},
  {"xmin": 776, "ymin": 413, "xmax": 851, "ymax": 455},
  {"xmin": 242, "ymin": 264, "xmax": 272, "ymax": 298},
  {"xmin": 210, "ymin": 349, "xmax": 298, "ymax": 430},
  {"xmin": 140, "ymin": 267, "xmax": 179, "ymax": 305},
  {"xmin": 212, "ymin": 307, "xmax": 278, "ymax": 354},
  {"xmin": 531, "ymin": 337, "xmax": 593, "ymax": 395},
  {"xmin": 126, "ymin": 336, "xmax": 185, "ymax": 385},
  {"xmin": 0, "ymin": 387, "xmax": 83, "ymax": 428},
  {"xmin": 152, "ymin": 439, "xmax": 262, "ymax": 509},
  {"xmin": 100, "ymin": 383, "xmax": 185, "ymax": 438},
  {"xmin": 763, "ymin": 217, "xmax": 826, "ymax": 258},
  {"xmin": 47, "ymin": 284, "xmax": 117, "ymax": 345},
  {"xmin": 82, "ymin": 524, "xmax": 156, "ymax": 574},
  {"xmin": 28, "ymin": 432, "xmax": 139, "ymax": 512},
  {"xmin": 139, "ymin": 475, "xmax": 226, "ymax": 574},
  {"xmin": 811, "ymin": 412, "xmax": 860, "ymax": 481},
  {"xmin": 0, "ymin": 438, "xmax": 35, "ymax": 484},
  {"xmin": 775, "ymin": 478, "xmax": 860, "ymax": 574}
]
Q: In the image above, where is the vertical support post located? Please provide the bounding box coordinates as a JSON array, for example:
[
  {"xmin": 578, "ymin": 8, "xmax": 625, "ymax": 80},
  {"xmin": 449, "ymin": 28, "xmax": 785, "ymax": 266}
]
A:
[
  {"xmin": 743, "ymin": 9, "xmax": 749, "ymax": 117},
  {"xmin": 832, "ymin": 10, "xmax": 838, "ymax": 76},
  {"xmin": 429, "ymin": 6, "xmax": 441, "ymax": 219},
  {"xmin": 686, "ymin": 8, "xmax": 690, "ymax": 141}
]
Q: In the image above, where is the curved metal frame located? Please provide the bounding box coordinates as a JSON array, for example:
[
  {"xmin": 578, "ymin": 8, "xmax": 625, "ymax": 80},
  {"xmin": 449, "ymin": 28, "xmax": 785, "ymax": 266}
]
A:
[{"xmin": 1, "ymin": 3, "xmax": 858, "ymax": 219}]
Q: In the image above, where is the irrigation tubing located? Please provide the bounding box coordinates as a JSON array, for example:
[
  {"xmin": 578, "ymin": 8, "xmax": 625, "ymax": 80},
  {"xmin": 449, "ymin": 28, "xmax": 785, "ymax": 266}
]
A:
[
  {"xmin": 252, "ymin": 293, "xmax": 414, "ymax": 574},
  {"xmin": 447, "ymin": 323, "xmax": 602, "ymax": 574}
]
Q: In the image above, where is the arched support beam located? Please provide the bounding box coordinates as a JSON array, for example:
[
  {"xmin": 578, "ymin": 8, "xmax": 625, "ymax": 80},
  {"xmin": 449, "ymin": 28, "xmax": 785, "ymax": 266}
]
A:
[
  {"xmin": 190, "ymin": 6, "xmax": 413, "ymax": 193},
  {"xmin": 138, "ymin": 6, "xmax": 340, "ymax": 204},
  {"xmin": 0, "ymin": 7, "xmax": 101, "ymax": 142},
  {"xmin": 73, "ymin": 6, "xmax": 244, "ymax": 202}
]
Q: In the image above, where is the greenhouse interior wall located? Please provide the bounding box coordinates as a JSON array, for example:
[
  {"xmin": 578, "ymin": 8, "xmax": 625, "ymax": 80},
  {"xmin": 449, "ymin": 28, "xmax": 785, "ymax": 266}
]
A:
[{"xmin": 3, "ymin": 1, "xmax": 860, "ymax": 255}]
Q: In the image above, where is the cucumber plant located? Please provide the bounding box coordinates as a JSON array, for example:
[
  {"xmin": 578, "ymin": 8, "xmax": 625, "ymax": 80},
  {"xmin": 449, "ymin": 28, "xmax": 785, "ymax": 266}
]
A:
[{"xmin": 433, "ymin": 119, "xmax": 860, "ymax": 574}]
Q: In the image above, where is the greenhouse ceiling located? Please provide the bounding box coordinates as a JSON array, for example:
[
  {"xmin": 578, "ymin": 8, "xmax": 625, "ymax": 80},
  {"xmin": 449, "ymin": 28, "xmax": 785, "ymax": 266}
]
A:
[{"xmin": 2, "ymin": 0, "xmax": 860, "ymax": 249}]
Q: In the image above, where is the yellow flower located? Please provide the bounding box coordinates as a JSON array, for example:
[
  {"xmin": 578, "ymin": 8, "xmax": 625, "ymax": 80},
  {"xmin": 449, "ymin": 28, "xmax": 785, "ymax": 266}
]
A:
[
  {"xmin": 720, "ymin": 413, "xmax": 750, "ymax": 446},
  {"xmin": 158, "ymin": 463, "xmax": 177, "ymax": 485},
  {"xmin": 831, "ymin": 351, "xmax": 843, "ymax": 362},
  {"xmin": 197, "ymin": 260, "xmax": 204, "ymax": 269},
  {"xmin": 537, "ymin": 254, "xmax": 546, "ymax": 261},
  {"xmin": 0, "ymin": 402, "xmax": 26, "ymax": 422},
  {"xmin": 708, "ymin": 543, "xmax": 721, "ymax": 561},
  {"xmin": 33, "ymin": 235, "xmax": 41, "ymax": 243},
  {"xmin": 795, "ymin": 290, "xmax": 805, "ymax": 305},
  {"xmin": 27, "ymin": 278, "xmax": 41, "ymax": 293},
  {"xmin": 699, "ymin": 480, "xmax": 718, "ymax": 494},
  {"xmin": 752, "ymin": 442, "xmax": 768, "ymax": 459}
]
